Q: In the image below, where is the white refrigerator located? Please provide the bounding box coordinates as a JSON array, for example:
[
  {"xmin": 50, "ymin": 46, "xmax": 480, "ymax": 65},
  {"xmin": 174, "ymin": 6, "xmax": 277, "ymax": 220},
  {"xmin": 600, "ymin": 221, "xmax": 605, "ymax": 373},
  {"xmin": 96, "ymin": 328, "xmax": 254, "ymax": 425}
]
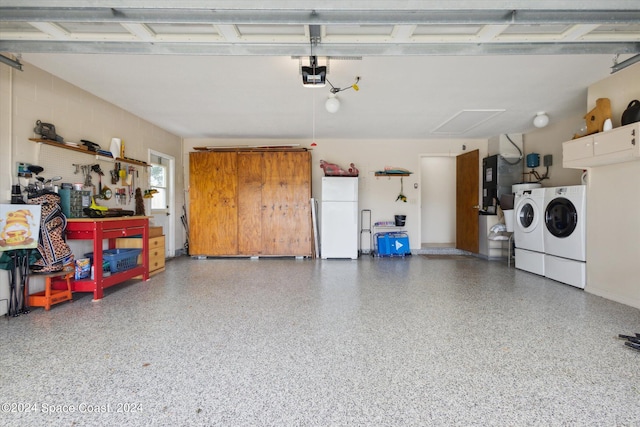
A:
[{"xmin": 321, "ymin": 177, "xmax": 359, "ymax": 259}]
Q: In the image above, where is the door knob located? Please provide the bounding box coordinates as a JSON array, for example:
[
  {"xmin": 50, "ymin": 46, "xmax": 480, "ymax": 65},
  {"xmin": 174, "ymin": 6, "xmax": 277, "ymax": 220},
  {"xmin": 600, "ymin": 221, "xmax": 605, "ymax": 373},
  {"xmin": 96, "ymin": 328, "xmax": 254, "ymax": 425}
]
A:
[{"xmin": 472, "ymin": 205, "xmax": 481, "ymax": 209}]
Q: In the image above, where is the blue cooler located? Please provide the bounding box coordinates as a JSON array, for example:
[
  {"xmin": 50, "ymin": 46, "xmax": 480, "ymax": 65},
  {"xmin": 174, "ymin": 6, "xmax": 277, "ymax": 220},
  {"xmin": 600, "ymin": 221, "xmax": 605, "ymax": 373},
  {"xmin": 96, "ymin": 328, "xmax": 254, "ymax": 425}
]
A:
[{"xmin": 376, "ymin": 232, "xmax": 411, "ymax": 257}]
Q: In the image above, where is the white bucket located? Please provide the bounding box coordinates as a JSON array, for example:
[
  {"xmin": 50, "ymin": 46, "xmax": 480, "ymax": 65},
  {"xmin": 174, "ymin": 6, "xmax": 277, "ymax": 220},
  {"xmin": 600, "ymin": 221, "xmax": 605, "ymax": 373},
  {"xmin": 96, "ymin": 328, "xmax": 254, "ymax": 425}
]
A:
[
  {"xmin": 503, "ymin": 209, "xmax": 514, "ymax": 232},
  {"xmin": 110, "ymin": 137, "xmax": 122, "ymax": 159}
]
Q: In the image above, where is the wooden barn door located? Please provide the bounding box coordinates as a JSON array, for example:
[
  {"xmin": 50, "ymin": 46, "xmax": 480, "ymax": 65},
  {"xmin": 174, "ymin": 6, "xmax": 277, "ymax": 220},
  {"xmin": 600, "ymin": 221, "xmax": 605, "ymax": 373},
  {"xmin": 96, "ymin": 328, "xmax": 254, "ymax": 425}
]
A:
[
  {"xmin": 237, "ymin": 152, "xmax": 263, "ymax": 255},
  {"xmin": 189, "ymin": 151, "xmax": 238, "ymax": 256},
  {"xmin": 261, "ymin": 151, "xmax": 312, "ymax": 256}
]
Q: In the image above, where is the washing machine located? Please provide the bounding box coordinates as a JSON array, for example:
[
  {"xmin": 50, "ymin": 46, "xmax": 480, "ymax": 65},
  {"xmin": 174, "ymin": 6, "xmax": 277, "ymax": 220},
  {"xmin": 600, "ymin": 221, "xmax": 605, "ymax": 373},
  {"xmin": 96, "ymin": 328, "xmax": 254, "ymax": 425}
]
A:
[
  {"xmin": 543, "ymin": 185, "xmax": 587, "ymax": 289},
  {"xmin": 513, "ymin": 187, "xmax": 545, "ymax": 275}
]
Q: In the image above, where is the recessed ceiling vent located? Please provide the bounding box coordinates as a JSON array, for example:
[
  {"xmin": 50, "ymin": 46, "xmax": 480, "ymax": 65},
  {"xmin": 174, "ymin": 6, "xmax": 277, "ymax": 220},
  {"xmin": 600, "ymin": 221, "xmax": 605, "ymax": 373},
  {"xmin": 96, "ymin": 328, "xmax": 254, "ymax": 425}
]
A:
[{"xmin": 432, "ymin": 109, "xmax": 505, "ymax": 135}]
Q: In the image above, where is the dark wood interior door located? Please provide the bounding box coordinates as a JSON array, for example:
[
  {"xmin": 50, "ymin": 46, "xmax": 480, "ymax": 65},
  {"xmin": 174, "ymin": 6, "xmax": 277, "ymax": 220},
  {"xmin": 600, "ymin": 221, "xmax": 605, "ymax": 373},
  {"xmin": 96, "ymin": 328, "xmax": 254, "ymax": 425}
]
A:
[
  {"xmin": 189, "ymin": 151, "xmax": 238, "ymax": 256},
  {"xmin": 456, "ymin": 149, "xmax": 480, "ymax": 253}
]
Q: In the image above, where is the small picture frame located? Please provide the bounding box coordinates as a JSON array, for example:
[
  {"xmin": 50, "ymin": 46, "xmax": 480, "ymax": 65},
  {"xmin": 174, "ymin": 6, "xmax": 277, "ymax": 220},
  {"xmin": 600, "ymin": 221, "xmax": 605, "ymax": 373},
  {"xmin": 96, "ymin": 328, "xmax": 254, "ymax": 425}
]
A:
[{"xmin": 0, "ymin": 204, "xmax": 42, "ymax": 252}]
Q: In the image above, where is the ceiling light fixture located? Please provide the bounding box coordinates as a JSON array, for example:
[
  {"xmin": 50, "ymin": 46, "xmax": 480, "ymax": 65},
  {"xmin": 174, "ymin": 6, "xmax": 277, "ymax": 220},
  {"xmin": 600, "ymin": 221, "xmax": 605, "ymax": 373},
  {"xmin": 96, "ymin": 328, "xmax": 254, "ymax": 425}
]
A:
[
  {"xmin": 325, "ymin": 94, "xmax": 340, "ymax": 113},
  {"xmin": 533, "ymin": 112, "xmax": 550, "ymax": 128},
  {"xmin": 324, "ymin": 77, "xmax": 360, "ymax": 112}
]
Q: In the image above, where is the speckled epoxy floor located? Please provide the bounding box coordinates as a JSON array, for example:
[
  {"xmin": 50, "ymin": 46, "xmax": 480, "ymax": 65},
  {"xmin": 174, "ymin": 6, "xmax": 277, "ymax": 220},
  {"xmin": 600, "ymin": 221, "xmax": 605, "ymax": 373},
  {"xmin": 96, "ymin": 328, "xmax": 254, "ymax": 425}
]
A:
[{"xmin": 1, "ymin": 255, "xmax": 640, "ymax": 426}]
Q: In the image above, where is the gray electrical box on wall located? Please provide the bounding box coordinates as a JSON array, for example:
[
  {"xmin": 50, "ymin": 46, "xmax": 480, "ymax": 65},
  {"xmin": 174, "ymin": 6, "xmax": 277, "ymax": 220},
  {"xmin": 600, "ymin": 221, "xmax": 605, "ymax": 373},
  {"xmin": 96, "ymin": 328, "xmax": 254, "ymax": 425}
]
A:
[{"xmin": 544, "ymin": 154, "xmax": 553, "ymax": 166}]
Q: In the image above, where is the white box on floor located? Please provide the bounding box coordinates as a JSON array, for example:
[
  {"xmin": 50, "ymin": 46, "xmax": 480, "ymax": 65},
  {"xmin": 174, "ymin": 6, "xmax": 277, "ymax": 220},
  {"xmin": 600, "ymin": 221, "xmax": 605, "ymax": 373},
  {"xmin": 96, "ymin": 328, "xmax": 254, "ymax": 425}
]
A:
[
  {"xmin": 515, "ymin": 248, "xmax": 544, "ymax": 276},
  {"xmin": 544, "ymin": 254, "xmax": 586, "ymax": 289}
]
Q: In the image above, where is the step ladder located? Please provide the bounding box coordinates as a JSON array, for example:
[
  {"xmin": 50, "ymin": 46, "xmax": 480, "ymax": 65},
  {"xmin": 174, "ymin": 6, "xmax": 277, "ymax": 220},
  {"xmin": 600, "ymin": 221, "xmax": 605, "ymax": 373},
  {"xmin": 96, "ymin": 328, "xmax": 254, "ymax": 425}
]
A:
[{"xmin": 360, "ymin": 209, "xmax": 372, "ymax": 255}]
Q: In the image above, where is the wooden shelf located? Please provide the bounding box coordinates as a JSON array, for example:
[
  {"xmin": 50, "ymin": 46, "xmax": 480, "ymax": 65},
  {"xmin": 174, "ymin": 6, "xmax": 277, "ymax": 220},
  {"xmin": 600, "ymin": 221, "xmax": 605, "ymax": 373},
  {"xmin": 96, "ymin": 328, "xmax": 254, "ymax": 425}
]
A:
[
  {"xmin": 29, "ymin": 138, "xmax": 149, "ymax": 167},
  {"xmin": 375, "ymin": 172, "xmax": 411, "ymax": 177},
  {"xmin": 115, "ymin": 157, "xmax": 149, "ymax": 167}
]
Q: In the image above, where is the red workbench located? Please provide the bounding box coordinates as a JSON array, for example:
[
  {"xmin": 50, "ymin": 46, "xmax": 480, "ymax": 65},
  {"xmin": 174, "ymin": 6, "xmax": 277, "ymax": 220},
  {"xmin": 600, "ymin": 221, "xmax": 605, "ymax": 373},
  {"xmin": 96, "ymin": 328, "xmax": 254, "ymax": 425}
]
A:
[{"xmin": 65, "ymin": 216, "xmax": 149, "ymax": 300}]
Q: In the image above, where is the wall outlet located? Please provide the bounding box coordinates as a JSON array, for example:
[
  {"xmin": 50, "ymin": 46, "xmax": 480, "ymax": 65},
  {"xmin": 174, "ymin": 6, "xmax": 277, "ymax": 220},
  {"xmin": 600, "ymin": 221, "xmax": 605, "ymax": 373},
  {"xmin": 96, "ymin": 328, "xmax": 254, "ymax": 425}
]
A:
[{"xmin": 543, "ymin": 154, "xmax": 553, "ymax": 167}]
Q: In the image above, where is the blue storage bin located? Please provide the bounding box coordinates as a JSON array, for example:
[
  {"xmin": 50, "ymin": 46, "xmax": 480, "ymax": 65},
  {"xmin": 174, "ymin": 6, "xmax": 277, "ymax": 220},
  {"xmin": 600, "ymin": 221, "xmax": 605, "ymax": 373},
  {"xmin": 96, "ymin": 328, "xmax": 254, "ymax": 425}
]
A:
[
  {"xmin": 84, "ymin": 249, "xmax": 141, "ymax": 273},
  {"xmin": 375, "ymin": 232, "xmax": 411, "ymax": 257}
]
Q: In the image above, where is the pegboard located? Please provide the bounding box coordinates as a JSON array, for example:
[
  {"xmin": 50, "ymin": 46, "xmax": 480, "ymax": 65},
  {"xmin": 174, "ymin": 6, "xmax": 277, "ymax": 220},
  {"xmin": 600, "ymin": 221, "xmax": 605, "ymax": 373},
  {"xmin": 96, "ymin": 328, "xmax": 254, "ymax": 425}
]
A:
[{"xmin": 27, "ymin": 143, "xmax": 148, "ymax": 211}]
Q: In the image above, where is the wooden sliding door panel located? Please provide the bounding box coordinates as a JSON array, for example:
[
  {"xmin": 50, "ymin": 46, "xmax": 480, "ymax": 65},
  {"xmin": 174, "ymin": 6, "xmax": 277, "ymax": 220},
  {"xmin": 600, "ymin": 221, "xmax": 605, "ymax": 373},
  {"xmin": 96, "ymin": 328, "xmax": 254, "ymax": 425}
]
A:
[
  {"xmin": 189, "ymin": 152, "xmax": 238, "ymax": 255},
  {"xmin": 190, "ymin": 149, "xmax": 311, "ymax": 257},
  {"xmin": 237, "ymin": 152, "xmax": 263, "ymax": 255},
  {"xmin": 261, "ymin": 151, "xmax": 312, "ymax": 255}
]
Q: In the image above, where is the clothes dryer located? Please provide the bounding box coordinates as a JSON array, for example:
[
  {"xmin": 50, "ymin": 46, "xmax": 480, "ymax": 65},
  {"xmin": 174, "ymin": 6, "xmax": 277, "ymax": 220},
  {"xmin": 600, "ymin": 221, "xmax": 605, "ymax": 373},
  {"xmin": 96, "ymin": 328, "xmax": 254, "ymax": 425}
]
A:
[
  {"xmin": 513, "ymin": 187, "xmax": 545, "ymax": 275},
  {"xmin": 543, "ymin": 185, "xmax": 587, "ymax": 289}
]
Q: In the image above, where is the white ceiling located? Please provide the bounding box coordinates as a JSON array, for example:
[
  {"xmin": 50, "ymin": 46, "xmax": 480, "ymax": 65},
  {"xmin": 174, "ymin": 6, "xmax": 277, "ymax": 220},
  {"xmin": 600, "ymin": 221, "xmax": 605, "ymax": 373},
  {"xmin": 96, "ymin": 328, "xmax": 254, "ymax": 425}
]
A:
[{"xmin": 2, "ymin": 1, "xmax": 640, "ymax": 140}]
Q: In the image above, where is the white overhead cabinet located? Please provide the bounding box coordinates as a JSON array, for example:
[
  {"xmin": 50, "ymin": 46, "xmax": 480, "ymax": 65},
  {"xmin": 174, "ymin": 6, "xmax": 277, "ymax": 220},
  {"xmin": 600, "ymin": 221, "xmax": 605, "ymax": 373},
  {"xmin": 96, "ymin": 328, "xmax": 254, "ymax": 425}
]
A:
[{"xmin": 563, "ymin": 122, "xmax": 640, "ymax": 168}]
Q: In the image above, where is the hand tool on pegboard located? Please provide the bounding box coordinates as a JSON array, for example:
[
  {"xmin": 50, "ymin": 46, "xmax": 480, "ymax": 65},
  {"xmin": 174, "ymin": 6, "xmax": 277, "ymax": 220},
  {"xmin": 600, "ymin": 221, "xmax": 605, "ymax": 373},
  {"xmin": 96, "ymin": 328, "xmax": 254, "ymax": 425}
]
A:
[
  {"xmin": 111, "ymin": 162, "xmax": 119, "ymax": 185},
  {"xmin": 127, "ymin": 166, "xmax": 135, "ymax": 202}
]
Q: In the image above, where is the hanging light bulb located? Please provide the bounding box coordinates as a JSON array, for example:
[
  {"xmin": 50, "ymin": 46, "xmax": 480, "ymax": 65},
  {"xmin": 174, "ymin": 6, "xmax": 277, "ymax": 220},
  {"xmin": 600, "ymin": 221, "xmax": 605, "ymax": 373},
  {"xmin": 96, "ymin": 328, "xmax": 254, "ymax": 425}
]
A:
[
  {"xmin": 325, "ymin": 94, "xmax": 340, "ymax": 113},
  {"xmin": 533, "ymin": 112, "xmax": 550, "ymax": 128}
]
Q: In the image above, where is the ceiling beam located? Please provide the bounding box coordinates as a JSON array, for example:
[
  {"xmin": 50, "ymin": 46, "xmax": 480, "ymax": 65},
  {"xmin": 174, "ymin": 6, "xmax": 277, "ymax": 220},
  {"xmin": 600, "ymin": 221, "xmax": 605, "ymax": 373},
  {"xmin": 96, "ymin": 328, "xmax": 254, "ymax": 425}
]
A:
[
  {"xmin": 561, "ymin": 24, "xmax": 602, "ymax": 42},
  {"xmin": 27, "ymin": 22, "xmax": 70, "ymax": 39},
  {"xmin": 2, "ymin": 40, "xmax": 638, "ymax": 56},
  {"xmin": 1, "ymin": 0, "xmax": 639, "ymax": 10},
  {"xmin": 119, "ymin": 23, "xmax": 155, "ymax": 42},
  {"xmin": 2, "ymin": 8, "xmax": 640, "ymax": 25}
]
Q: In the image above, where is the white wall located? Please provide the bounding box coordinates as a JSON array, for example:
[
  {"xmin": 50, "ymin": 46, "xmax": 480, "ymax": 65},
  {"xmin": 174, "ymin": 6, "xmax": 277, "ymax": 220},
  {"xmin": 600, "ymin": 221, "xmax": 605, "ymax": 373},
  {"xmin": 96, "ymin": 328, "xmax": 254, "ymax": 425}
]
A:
[
  {"xmin": 582, "ymin": 63, "xmax": 640, "ymax": 309},
  {"xmin": 587, "ymin": 161, "xmax": 640, "ymax": 308},
  {"xmin": 0, "ymin": 61, "xmax": 184, "ymax": 316},
  {"xmin": 588, "ymin": 63, "xmax": 640, "ymax": 129},
  {"xmin": 184, "ymin": 138, "xmax": 488, "ymax": 253},
  {"xmin": 420, "ymin": 156, "xmax": 456, "ymax": 245},
  {"xmin": 521, "ymin": 67, "xmax": 640, "ymax": 189},
  {"xmin": 523, "ymin": 116, "xmax": 585, "ymax": 187}
]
